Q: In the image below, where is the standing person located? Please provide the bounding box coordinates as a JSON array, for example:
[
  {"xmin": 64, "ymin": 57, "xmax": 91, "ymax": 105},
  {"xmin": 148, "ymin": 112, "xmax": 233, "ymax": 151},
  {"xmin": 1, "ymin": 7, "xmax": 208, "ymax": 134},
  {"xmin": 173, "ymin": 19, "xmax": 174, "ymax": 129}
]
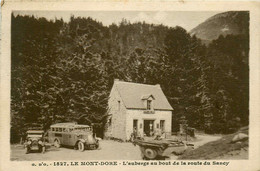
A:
[
  {"xmin": 133, "ymin": 127, "xmax": 137, "ymax": 139},
  {"xmin": 154, "ymin": 128, "xmax": 162, "ymax": 140},
  {"xmin": 149, "ymin": 123, "xmax": 153, "ymax": 136},
  {"xmin": 130, "ymin": 127, "xmax": 137, "ymax": 142}
]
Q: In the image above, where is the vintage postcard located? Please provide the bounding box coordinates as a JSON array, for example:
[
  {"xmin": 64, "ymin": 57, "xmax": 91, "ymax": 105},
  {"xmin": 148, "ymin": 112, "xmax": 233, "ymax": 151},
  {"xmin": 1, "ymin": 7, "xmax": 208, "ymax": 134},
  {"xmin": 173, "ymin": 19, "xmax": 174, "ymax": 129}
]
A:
[{"xmin": 1, "ymin": 1, "xmax": 260, "ymax": 171}]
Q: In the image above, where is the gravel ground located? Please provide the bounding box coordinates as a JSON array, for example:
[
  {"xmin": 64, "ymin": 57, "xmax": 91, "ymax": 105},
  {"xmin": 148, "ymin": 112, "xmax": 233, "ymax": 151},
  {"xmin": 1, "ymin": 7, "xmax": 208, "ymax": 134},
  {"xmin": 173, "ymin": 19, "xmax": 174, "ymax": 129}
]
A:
[
  {"xmin": 11, "ymin": 140, "xmax": 142, "ymax": 161},
  {"xmin": 11, "ymin": 135, "xmax": 221, "ymax": 161}
]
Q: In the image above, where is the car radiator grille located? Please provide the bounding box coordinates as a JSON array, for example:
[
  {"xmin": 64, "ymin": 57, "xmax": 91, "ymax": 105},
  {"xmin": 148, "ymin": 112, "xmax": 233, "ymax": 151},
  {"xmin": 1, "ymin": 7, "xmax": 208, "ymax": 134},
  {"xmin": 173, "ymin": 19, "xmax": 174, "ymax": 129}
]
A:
[{"xmin": 32, "ymin": 140, "xmax": 38, "ymax": 147}]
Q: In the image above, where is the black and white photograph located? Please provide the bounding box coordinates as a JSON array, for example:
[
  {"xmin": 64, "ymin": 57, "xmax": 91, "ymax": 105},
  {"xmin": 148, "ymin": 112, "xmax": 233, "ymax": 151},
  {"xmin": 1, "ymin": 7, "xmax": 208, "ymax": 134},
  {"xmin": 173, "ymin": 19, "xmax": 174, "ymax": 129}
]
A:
[{"xmin": 8, "ymin": 9, "xmax": 251, "ymax": 162}]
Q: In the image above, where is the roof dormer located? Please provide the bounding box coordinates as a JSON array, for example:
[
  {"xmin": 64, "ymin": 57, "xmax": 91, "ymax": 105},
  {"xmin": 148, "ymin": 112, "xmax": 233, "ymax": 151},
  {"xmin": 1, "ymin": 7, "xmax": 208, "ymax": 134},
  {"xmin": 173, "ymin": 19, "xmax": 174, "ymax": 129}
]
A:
[
  {"xmin": 141, "ymin": 94, "xmax": 155, "ymax": 100},
  {"xmin": 141, "ymin": 94, "xmax": 155, "ymax": 113}
]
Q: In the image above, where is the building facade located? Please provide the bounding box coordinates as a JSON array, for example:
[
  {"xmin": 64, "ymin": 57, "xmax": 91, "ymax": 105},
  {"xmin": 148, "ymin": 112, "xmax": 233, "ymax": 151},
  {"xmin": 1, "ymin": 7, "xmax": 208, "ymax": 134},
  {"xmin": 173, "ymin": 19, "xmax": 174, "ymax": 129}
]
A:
[{"xmin": 104, "ymin": 79, "xmax": 173, "ymax": 141}]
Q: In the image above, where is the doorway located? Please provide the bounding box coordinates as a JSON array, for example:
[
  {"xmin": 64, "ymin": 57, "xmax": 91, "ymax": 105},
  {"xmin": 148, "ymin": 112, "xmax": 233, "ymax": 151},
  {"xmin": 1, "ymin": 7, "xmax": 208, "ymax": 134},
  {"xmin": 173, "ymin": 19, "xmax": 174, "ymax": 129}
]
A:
[
  {"xmin": 144, "ymin": 120, "xmax": 154, "ymax": 136},
  {"xmin": 160, "ymin": 120, "xmax": 165, "ymax": 132},
  {"xmin": 133, "ymin": 119, "xmax": 138, "ymax": 132}
]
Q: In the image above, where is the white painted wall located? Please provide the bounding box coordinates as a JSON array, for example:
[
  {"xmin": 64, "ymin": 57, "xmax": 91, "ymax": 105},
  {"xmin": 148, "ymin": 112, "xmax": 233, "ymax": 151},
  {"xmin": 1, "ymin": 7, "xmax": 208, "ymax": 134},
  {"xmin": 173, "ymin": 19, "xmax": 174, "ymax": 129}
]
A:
[
  {"xmin": 105, "ymin": 82, "xmax": 173, "ymax": 141},
  {"xmin": 125, "ymin": 109, "xmax": 172, "ymax": 140}
]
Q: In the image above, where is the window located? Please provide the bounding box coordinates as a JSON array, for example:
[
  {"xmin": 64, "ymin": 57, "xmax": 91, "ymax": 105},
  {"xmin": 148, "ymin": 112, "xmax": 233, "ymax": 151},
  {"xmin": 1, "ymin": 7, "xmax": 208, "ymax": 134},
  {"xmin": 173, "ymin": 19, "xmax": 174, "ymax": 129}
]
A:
[
  {"xmin": 160, "ymin": 120, "xmax": 165, "ymax": 131},
  {"xmin": 118, "ymin": 101, "xmax": 121, "ymax": 111},
  {"xmin": 147, "ymin": 100, "xmax": 152, "ymax": 110},
  {"xmin": 54, "ymin": 133, "xmax": 62, "ymax": 137}
]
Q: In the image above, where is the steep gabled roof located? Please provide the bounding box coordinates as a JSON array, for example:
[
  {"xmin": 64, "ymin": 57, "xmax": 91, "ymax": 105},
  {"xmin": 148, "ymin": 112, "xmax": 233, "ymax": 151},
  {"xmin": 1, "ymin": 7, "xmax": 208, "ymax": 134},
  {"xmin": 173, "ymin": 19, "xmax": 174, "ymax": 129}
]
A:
[{"xmin": 113, "ymin": 80, "xmax": 173, "ymax": 110}]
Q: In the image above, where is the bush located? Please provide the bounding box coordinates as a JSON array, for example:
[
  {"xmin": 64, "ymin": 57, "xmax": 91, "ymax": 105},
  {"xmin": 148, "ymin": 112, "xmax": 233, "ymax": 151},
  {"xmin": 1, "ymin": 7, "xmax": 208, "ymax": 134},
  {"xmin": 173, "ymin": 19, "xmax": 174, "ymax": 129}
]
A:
[
  {"xmin": 204, "ymin": 122, "xmax": 225, "ymax": 134},
  {"xmin": 204, "ymin": 119, "xmax": 241, "ymax": 134},
  {"xmin": 222, "ymin": 119, "xmax": 240, "ymax": 134}
]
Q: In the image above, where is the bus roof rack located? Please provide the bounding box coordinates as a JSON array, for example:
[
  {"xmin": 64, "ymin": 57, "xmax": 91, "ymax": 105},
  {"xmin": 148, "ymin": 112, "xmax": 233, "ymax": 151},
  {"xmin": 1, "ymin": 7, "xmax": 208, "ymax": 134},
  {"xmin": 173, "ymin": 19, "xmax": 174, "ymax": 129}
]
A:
[{"xmin": 50, "ymin": 123, "xmax": 90, "ymax": 128}]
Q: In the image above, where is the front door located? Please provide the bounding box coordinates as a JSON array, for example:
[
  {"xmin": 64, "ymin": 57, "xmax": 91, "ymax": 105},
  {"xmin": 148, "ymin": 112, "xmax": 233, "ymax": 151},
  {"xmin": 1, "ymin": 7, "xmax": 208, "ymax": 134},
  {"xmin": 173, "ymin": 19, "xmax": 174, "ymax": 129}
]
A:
[{"xmin": 144, "ymin": 120, "xmax": 154, "ymax": 136}]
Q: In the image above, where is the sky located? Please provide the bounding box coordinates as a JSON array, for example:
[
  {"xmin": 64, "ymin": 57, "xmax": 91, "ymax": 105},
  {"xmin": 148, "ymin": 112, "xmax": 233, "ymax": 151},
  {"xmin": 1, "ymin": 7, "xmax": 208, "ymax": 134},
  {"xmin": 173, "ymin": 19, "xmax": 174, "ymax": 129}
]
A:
[{"xmin": 13, "ymin": 11, "xmax": 223, "ymax": 31}]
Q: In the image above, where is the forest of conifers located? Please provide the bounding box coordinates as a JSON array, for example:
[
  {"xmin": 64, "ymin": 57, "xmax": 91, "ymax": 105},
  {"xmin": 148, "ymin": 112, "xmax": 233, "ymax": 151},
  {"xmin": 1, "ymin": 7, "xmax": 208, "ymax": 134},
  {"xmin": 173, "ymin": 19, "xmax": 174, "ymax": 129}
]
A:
[{"xmin": 11, "ymin": 13, "xmax": 249, "ymax": 142}]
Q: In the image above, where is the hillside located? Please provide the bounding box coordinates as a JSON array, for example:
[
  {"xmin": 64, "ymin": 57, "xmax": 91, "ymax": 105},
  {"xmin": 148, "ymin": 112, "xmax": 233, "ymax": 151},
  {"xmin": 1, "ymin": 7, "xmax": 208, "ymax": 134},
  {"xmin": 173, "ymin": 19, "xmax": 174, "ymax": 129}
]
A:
[
  {"xmin": 178, "ymin": 126, "xmax": 249, "ymax": 160},
  {"xmin": 190, "ymin": 11, "xmax": 249, "ymax": 44}
]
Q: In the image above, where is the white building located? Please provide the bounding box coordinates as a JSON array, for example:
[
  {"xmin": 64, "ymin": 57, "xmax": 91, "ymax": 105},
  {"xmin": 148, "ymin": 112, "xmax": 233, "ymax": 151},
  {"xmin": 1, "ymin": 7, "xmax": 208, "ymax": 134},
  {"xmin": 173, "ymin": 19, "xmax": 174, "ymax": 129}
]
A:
[{"xmin": 104, "ymin": 79, "xmax": 173, "ymax": 141}]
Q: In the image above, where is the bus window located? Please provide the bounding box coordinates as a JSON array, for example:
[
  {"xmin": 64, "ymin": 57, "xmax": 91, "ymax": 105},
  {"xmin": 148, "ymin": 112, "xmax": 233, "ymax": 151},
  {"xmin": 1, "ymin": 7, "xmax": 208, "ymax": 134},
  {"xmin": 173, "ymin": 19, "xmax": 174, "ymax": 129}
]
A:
[
  {"xmin": 58, "ymin": 128, "xmax": 62, "ymax": 132},
  {"xmin": 69, "ymin": 128, "xmax": 73, "ymax": 132},
  {"xmin": 52, "ymin": 128, "xmax": 55, "ymax": 132},
  {"xmin": 55, "ymin": 128, "xmax": 59, "ymax": 132},
  {"xmin": 55, "ymin": 133, "xmax": 62, "ymax": 137}
]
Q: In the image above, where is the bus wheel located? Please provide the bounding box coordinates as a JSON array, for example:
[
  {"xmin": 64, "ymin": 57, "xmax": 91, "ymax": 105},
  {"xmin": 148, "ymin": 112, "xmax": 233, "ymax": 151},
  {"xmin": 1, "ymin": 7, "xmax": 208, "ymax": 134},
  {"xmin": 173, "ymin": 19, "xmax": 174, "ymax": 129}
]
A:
[
  {"xmin": 78, "ymin": 142, "xmax": 84, "ymax": 152},
  {"xmin": 54, "ymin": 139, "xmax": 60, "ymax": 148}
]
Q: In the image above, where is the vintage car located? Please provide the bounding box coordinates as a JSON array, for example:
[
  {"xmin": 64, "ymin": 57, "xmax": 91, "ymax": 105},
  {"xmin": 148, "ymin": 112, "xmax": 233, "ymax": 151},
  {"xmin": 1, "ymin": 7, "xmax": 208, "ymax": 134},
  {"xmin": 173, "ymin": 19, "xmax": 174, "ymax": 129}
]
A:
[
  {"xmin": 24, "ymin": 129, "xmax": 46, "ymax": 154},
  {"xmin": 133, "ymin": 138, "xmax": 194, "ymax": 160},
  {"xmin": 48, "ymin": 123, "xmax": 99, "ymax": 151}
]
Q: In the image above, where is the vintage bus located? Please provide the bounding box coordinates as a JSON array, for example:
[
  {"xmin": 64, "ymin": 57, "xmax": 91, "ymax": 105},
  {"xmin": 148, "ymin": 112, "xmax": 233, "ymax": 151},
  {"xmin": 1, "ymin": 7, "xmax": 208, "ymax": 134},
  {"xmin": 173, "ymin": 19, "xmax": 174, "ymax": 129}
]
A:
[{"xmin": 48, "ymin": 123, "xmax": 99, "ymax": 151}]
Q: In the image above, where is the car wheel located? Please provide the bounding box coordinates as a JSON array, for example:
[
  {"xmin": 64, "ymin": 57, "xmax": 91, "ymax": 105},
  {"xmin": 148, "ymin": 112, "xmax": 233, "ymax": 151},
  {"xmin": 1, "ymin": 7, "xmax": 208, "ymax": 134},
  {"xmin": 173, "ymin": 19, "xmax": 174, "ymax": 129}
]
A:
[
  {"xmin": 144, "ymin": 148, "xmax": 158, "ymax": 160},
  {"xmin": 54, "ymin": 139, "xmax": 60, "ymax": 148},
  {"xmin": 78, "ymin": 141, "xmax": 84, "ymax": 152},
  {"xmin": 38, "ymin": 146, "xmax": 42, "ymax": 153},
  {"xmin": 25, "ymin": 147, "xmax": 30, "ymax": 154}
]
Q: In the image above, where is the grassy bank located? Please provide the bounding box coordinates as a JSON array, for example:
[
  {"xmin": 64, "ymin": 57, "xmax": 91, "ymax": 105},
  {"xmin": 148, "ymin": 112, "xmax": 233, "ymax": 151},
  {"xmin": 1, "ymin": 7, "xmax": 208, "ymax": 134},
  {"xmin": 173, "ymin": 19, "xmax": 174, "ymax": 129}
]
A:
[{"xmin": 178, "ymin": 126, "xmax": 248, "ymax": 160}]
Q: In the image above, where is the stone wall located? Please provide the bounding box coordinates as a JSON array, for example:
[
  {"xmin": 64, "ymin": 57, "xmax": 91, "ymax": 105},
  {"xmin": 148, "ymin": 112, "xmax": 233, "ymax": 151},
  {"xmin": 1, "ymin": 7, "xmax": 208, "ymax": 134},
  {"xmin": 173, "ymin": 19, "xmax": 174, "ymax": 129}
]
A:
[{"xmin": 104, "ymin": 85, "xmax": 127, "ymax": 141}]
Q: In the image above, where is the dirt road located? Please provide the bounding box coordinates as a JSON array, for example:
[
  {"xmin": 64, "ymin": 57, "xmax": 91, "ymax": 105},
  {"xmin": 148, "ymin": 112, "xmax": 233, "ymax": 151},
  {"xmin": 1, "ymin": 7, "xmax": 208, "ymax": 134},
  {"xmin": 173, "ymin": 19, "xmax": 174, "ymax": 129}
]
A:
[
  {"xmin": 11, "ymin": 140, "xmax": 142, "ymax": 161},
  {"xmin": 192, "ymin": 134, "xmax": 221, "ymax": 148},
  {"xmin": 11, "ymin": 134, "xmax": 221, "ymax": 161}
]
